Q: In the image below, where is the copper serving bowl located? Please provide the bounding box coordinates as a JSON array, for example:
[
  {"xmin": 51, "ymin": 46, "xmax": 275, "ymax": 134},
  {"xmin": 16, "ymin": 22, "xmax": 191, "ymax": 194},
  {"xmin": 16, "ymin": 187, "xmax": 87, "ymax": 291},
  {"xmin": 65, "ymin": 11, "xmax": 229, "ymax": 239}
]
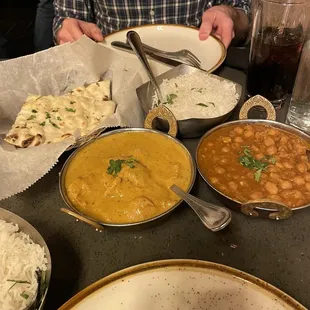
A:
[{"xmin": 196, "ymin": 95, "xmax": 310, "ymax": 220}]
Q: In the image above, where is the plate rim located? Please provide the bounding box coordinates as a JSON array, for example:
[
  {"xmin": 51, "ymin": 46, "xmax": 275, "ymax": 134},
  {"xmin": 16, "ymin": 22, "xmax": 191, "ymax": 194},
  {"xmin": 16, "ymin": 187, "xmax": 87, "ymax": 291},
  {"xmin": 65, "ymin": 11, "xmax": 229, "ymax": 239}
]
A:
[
  {"xmin": 102, "ymin": 24, "xmax": 227, "ymax": 73},
  {"xmin": 59, "ymin": 259, "xmax": 306, "ymax": 310}
]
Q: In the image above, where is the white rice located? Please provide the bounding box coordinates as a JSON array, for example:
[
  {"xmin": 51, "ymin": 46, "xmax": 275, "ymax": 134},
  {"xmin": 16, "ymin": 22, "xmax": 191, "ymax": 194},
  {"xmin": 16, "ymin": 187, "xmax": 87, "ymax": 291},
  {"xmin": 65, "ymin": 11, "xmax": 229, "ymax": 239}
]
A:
[
  {"xmin": 152, "ymin": 71, "xmax": 239, "ymax": 120},
  {"xmin": 0, "ymin": 220, "xmax": 47, "ymax": 310}
]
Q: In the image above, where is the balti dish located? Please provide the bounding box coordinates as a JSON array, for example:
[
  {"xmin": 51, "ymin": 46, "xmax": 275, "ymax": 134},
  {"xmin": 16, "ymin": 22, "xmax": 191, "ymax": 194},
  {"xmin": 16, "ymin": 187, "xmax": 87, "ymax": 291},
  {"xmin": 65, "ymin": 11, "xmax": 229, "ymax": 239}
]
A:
[
  {"xmin": 198, "ymin": 124, "xmax": 310, "ymax": 209},
  {"xmin": 63, "ymin": 130, "xmax": 194, "ymax": 224}
]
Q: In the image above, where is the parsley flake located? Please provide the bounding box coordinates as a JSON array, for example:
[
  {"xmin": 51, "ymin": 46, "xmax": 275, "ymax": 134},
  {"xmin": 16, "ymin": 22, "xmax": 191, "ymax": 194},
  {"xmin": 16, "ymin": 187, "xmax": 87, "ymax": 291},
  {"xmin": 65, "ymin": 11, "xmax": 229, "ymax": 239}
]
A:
[
  {"xmin": 65, "ymin": 108, "xmax": 76, "ymax": 113},
  {"xmin": 31, "ymin": 109, "xmax": 37, "ymax": 113},
  {"xmin": 45, "ymin": 112, "xmax": 51, "ymax": 119}
]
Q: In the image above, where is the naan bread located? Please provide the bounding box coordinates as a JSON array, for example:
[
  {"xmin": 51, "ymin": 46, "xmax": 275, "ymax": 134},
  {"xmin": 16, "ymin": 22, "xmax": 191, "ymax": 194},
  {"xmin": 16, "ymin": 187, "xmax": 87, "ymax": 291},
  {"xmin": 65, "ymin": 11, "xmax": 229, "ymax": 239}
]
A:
[
  {"xmin": 71, "ymin": 80, "xmax": 111, "ymax": 101},
  {"xmin": 4, "ymin": 80, "xmax": 116, "ymax": 148}
]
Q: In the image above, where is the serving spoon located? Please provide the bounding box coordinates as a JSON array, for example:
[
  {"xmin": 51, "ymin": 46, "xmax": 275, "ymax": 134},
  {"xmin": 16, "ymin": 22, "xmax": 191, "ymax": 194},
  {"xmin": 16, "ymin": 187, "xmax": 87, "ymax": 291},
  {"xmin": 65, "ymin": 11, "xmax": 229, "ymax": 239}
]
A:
[
  {"xmin": 171, "ymin": 185, "xmax": 232, "ymax": 232},
  {"xmin": 127, "ymin": 30, "xmax": 163, "ymax": 101},
  {"xmin": 126, "ymin": 30, "xmax": 232, "ymax": 231}
]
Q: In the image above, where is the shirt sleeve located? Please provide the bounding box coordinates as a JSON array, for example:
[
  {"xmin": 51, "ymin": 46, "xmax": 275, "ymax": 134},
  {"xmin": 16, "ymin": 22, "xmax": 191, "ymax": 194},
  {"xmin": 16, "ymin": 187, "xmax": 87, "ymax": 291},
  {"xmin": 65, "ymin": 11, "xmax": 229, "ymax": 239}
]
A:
[
  {"xmin": 213, "ymin": 0, "xmax": 251, "ymax": 17},
  {"xmin": 53, "ymin": 0, "xmax": 95, "ymax": 39}
]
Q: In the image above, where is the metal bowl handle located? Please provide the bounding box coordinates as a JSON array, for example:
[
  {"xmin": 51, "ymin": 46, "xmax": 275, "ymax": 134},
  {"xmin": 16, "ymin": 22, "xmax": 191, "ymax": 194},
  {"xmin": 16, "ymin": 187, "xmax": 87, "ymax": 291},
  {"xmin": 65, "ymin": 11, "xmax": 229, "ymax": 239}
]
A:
[
  {"xmin": 240, "ymin": 201, "xmax": 293, "ymax": 220},
  {"xmin": 60, "ymin": 208, "xmax": 104, "ymax": 232},
  {"xmin": 144, "ymin": 105, "xmax": 178, "ymax": 137},
  {"xmin": 239, "ymin": 95, "xmax": 276, "ymax": 121}
]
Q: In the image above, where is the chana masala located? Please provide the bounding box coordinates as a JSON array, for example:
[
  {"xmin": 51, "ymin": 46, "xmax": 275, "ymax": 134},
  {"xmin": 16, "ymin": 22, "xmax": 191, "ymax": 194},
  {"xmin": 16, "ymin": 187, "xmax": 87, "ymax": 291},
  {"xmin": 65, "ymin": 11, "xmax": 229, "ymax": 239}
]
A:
[{"xmin": 197, "ymin": 124, "xmax": 310, "ymax": 208}]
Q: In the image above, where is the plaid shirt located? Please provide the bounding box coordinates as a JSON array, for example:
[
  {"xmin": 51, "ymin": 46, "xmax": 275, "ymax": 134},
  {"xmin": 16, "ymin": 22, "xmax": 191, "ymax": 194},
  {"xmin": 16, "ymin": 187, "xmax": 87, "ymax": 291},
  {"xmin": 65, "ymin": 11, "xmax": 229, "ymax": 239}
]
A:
[{"xmin": 53, "ymin": 0, "xmax": 251, "ymax": 38}]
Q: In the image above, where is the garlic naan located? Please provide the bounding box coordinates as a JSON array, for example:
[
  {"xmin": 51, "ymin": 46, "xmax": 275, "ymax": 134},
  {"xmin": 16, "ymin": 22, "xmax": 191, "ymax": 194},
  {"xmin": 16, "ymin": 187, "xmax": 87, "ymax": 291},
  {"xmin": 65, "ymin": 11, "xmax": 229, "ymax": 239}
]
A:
[{"xmin": 4, "ymin": 81, "xmax": 116, "ymax": 148}]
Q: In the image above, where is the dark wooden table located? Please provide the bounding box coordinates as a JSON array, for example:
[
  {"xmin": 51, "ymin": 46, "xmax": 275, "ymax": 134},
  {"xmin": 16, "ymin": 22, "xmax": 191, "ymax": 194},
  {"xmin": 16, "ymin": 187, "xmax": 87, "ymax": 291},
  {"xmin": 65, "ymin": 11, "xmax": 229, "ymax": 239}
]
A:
[{"xmin": 1, "ymin": 48, "xmax": 309, "ymax": 310}]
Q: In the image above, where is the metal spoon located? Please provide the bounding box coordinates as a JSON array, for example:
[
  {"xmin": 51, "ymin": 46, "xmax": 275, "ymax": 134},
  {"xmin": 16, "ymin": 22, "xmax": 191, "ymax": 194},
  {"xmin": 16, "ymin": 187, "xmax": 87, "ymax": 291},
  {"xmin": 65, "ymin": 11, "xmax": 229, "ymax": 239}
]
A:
[
  {"xmin": 171, "ymin": 185, "xmax": 232, "ymax": 232},
  {"xmin": 127, "ymin": 30, "xmax": 163, "ymax": 101}
]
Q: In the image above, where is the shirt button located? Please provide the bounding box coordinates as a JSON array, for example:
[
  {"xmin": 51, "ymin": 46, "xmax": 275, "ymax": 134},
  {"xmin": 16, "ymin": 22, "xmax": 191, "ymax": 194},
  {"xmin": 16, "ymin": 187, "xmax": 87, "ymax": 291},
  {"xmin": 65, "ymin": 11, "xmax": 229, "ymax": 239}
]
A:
[{"xmin": 150, "ymin": 10, "xmax": 155, "ymax": 16}]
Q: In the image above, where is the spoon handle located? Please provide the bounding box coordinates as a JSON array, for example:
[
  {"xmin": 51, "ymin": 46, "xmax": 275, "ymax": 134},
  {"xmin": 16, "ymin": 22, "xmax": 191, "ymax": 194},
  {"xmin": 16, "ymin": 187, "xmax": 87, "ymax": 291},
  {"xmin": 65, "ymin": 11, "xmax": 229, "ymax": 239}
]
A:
[
  {"xmin": 171, "ymin": 185, "xmax": 232, "ymax": 232},
  {"xmin": 126, "ymin": 31, "xmax": 163, "ymax": 101}
]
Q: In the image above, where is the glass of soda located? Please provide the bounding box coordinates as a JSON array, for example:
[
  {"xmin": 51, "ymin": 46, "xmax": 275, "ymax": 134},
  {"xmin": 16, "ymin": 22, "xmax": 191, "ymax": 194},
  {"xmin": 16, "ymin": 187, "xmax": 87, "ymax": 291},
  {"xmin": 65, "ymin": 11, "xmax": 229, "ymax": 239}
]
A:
[{"xmin": 246, "ymin": 0, "xmax": 310, "ymax": 109}]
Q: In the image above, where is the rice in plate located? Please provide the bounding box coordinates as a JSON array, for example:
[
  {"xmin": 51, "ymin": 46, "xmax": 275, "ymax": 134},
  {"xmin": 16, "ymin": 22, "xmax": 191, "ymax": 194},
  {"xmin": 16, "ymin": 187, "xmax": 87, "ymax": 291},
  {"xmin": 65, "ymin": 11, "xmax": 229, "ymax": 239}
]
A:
[
  {"xmin": 152, "ymin": 70, "xmax": 239, "ymax": 120},
  {"xmin": 0, "ymin": 218, "xmax": 48, "ymax": 310}
]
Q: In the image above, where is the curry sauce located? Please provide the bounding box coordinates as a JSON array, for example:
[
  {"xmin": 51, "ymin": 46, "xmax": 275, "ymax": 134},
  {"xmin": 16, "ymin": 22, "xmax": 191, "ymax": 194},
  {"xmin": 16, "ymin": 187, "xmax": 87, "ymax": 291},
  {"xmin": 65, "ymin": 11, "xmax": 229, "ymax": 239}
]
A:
[
  {"xmin": 198, "ymin": 124, "xmax": 310, "ymax": 208},
  {"xmin": 64, "ymin": 131, "xmax": 193, "ymax": 223}
]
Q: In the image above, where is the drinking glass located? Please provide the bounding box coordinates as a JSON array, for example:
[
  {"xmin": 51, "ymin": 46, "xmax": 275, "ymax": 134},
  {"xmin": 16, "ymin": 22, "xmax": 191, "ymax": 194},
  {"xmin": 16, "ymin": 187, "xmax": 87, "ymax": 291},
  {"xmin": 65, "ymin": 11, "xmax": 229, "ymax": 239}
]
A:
[
  {"xmin": 286, "ymin": 38, "xmax": 310, "ymax": 132},
  {"xmin": 246, "ymin": 0, "xmax": 310, "ymax": 109}
]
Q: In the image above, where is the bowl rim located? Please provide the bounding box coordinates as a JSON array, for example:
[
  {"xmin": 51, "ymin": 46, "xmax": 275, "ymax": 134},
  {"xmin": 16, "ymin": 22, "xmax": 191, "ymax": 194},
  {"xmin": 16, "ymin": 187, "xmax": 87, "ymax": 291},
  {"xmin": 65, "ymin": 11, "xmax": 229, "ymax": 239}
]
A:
[
  {"xmin": 59, "ymin": 127, "xmax": 196, "ymax": 227},
  {"xmin": 196, "ymin": 119, "xmax": 310, "ymax": 212}
]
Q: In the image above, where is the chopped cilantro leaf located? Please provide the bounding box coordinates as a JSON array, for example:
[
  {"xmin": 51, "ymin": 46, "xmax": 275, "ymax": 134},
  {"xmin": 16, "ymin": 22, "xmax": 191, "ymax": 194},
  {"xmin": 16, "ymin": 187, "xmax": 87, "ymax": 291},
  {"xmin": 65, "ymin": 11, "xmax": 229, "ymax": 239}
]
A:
[
  {"xmin": 49, "ymin": 119, "xmax": 60, "ymax": 129},
  {"xmin": 20, "ymin": 292, "xmax": 29, "ymax": 300},
  {"xmin": 27, "ymin": 115, "xmax": 36, "ymax": 120},
  {"xmin": 239, "ymin": 147, "xmax": 276, "ymax": 182},
  {"xmin": 196, "ymin": 103, "xmax": 208, "ymax": 107}
]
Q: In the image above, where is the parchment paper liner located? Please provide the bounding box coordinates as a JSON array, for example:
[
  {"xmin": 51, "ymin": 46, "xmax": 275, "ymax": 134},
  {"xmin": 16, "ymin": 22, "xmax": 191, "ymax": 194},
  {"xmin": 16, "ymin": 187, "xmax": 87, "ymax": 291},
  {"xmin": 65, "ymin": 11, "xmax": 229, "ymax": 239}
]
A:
[{"xmin": 0, "ymin": 36, "xmax": 145, "ymax": 201}]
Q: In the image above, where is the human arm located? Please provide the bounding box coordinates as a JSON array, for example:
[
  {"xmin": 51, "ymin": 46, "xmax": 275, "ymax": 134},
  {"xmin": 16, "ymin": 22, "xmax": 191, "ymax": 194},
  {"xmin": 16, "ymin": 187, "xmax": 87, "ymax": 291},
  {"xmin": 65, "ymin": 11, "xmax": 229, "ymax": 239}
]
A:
[
  {"xmin": 53, "ymin": 0, "xmax": 103, "ymax": 44},
  {"xmin": 199, "ymin": 0, "xmax": 251, "ymax": 48}
]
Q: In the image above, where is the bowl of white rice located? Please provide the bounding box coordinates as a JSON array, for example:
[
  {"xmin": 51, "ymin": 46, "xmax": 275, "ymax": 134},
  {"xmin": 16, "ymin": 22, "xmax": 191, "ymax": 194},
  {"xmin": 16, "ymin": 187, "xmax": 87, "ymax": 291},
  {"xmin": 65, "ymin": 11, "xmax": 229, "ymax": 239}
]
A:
[
  {"xmin": 0, "ymin": 208, "xmax": 51, "ymax": 310},
  {"xmin": 137, "ymin": 64, "xmax": 242, "ymax": 138}
]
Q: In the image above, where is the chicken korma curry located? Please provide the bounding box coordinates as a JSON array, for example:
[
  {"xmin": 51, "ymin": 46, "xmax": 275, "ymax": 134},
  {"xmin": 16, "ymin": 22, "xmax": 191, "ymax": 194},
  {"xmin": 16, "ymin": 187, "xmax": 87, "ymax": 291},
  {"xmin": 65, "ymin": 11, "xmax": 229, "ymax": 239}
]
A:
[
  {"xmin": 198, "ymin": 124, "xmax": 310, "ymax": 208},
  {"xmin": 64, "ymin": 131, "xmax": 193, "ymax": 224}
]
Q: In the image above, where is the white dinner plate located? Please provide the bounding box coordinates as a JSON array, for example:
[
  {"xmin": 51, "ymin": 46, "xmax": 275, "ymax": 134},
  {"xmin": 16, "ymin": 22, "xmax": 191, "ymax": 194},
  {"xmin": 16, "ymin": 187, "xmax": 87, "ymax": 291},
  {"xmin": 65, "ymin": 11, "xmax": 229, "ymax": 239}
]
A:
[
  {"xmin": 59, "ymin": 259, "xmax": 306, "ymax": 310},
  {"xmin": 101, "ymin": 24, "xmax": 226, "ymax": 76}
]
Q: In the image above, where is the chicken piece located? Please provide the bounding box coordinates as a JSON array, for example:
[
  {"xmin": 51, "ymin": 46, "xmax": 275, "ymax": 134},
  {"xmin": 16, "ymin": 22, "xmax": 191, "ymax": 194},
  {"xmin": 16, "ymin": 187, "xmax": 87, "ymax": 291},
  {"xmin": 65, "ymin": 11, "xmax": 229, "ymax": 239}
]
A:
[{"xmin": 124, "ymin": 196, "xmax": 157, "ymax": 221}]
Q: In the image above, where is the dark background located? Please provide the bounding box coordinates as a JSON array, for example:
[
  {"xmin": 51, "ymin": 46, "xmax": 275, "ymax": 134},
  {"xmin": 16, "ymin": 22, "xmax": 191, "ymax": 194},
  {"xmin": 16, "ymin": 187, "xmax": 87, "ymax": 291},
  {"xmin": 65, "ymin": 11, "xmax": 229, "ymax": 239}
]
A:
[{"xmin": 0, "ymin": 0, "xmax": 39, "ymax": 58}]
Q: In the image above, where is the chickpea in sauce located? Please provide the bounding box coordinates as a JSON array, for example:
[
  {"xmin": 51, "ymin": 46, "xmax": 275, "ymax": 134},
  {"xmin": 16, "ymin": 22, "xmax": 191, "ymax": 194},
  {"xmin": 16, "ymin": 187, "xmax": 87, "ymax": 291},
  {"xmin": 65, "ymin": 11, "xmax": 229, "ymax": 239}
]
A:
[{"xmin": 198, "ymin": 124, "xmax": 310, "ymax": 208}]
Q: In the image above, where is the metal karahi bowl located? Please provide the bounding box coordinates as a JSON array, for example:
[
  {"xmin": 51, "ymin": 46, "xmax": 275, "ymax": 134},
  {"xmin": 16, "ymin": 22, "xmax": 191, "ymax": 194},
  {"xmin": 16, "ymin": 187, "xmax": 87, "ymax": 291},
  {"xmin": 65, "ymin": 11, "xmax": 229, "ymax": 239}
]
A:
[
  {"xmin": 0, "ymin": 208, "xmax": 52, "ymax": 310},
  {"xmin": 136, "ymin": 64, "xmax": 243, "ymax": 138},
  {"xmin": 59, "ymin": 106, "xmax": 196, "ymax": 228},
  {"xmin": 196, "ymin": 95, "xmax": 310, "ymax": 220}
]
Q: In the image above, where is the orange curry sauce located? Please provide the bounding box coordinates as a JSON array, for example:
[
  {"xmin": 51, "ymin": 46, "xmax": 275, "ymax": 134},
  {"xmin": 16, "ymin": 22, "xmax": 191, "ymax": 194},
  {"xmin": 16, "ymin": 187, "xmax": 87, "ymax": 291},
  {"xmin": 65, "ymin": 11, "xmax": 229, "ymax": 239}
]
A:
[{"xmin": 197, "ymin": 124, "xmax": 310, "ymax": 208}]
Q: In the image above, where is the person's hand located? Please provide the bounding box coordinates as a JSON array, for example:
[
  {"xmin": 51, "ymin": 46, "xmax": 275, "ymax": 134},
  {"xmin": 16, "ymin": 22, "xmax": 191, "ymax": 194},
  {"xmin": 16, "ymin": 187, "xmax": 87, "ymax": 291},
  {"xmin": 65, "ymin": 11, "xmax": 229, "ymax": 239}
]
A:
[
  {"xmin": 199, "ymin": 5, "xmax": 236, "ymax": 48},
  {"xmin": 56, "ymin": 18, "xmax": 103, "ymax": 44}
]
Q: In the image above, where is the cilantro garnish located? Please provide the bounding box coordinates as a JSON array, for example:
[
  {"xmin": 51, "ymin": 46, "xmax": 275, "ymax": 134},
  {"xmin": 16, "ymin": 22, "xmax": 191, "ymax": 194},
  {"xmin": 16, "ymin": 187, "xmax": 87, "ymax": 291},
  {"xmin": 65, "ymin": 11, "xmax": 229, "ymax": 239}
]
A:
[
  {"xmin": 239, "ymin": 147, "xmax": 276, "ymax": 182},
  {"xmin": 162, "ymin": 93, "xmax": 177, "ymax": 105},
  {"xmin": 107, "ymin": 157, "xmax": 137, "ymax": 176}
]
